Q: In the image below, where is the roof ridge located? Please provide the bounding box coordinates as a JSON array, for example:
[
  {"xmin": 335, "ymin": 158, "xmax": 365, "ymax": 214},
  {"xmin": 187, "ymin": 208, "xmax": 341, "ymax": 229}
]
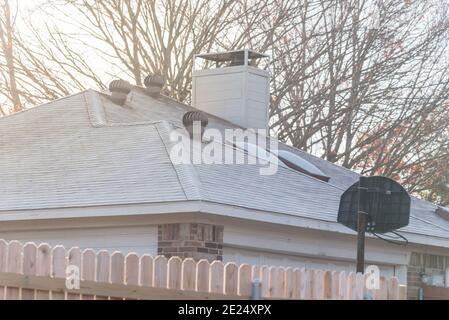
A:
[
  {"xmin": 84, "ymin": 89, "xmax": 108, "ymax": 127},
  {"xmin": 160, "ymin": 94, "xmax": 245, "ymax": 128},
  {"xmin": 155, "ymin": 121, "xmax": 204, "ymax": 201}
]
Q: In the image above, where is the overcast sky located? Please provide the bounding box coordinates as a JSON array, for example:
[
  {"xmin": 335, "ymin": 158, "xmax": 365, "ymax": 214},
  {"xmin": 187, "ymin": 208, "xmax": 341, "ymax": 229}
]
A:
[{"xmin": 14, "ymin": 0, "xmax": 129, "ymax": 85}]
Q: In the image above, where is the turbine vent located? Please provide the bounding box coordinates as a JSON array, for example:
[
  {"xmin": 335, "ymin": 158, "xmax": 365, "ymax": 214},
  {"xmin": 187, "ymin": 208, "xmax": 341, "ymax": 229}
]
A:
[
  {"xmin": 108, "ymin": 79, "xmax": 131, "ymax": 106},
  {"xmin": 144, "ymin": 74, "xmax": 165, "ymax": 98},
  {"xmin": 182, "ymin": 111, "xmax": 209, "ymax": 139}
]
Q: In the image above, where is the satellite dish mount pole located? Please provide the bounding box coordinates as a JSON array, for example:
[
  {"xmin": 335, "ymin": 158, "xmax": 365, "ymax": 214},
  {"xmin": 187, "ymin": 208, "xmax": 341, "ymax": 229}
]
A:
[{"xmin": 357, "ymin": 177, "xmax": 368, "ymax": 274}]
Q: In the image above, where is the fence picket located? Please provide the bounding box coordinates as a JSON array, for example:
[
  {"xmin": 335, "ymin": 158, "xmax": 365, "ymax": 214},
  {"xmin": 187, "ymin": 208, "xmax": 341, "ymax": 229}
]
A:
[
  {"xmin": 0, "ymin": 240, "xmax": 7, "ymax": 300},
  {"xmin": 154, "ymin": 256, "xmax": 168, "ymax": 289},
  {"xmin": 355, "ymin": 273, "xmax": 365, "ymax": 300},
  {"xmin": 388, "ymin": 277, "xmax": 399, "ymax": 300},
  {"xmin": 140, "ymin": 255, "xmax": 153, "ymax": 287},
  {"xmin": 81, "ymin": 249, "xmax": 95, "ymax": 300},
  {"xmin": 304, "ymin": 269, "xmax": 314, "ymax": 299},
  {"xmin": 238, "ymin": 264, "xmax": 252, "ymax": 297},
  {"xmin": 251, "ymin": 265, "xmax": 261, "ymax": 282},
  {"xmin": 346, "ymin": 272, "xmax": 356, "ymax": 300},
  {"xmin": 225, "ymin": 263, "xmax": 238, "ymax": 296},
  {"xmin": 375, "ymin": 276, "xmax": 388, "ymax": 300},
  {"xmin": 110, "ymin": 252, "xmax": 125, "ymax": 300},
  {"xmin": 312, "ymin": 270, "xmax": 324, "ymax": 299},
  {"xmin": 67, "ymin": 247, "xmax": 81, "ymax": 300},
  {"xmin": 284, "ymin": 268, "xmax": 294, "ymax": 299},
  {"xmin": 123, "ymin": 253, "xmax": 139, "ymax": 300},
  {"xmin": 125, "ymin": 253, "xmax": 139, "ymax": 286},
  {"xmin": 269, "ymin": 267, "xmax": 286, "ymax": 299},
  {"xmin": 330, "ymin": 271, "xmax": 339, "ymax": 300},
  {"xmin": 260, "ymin": 266, "xmax": 270, "ymax": 298},
  {"xmin": 210, "ymin": 261, "xmax": 224, "ymax": 294},
  {"xmin": 182, "ymin": 258, "xmax": 196, "ymax": 291},
  {"xmin": 291, "ymin": 268, "xmax": 301, "ymax": 299},
  {"xmin": 96, "ymin": 251, "xmax": 111, "ymax": 300},
  {"xmin": 51, "ymin": 246, "xmax": 67, "ymax": 300},
  {"xmin": 36, "ymin": 243, "xmax": 51, "ymax": 300},
  {"xmin": 6, "ymin": 241, "xmax": 23, "ymax": 300},
  {"xmin": 323, "ymin": 271, "xmax": 332, "ymax": 300},
  {"xmin": 168, "ymin": 257, "xmax": 183, "ymax": 290},
  {"xmin": 296, "ymin": 268, "xmax": 306, "ymax": 299},
  {"xmin": 22, "ymin": 243, "xmax": 37, "ymax": 300},
  {"xmin": 364, "ymin": 273, "xmax": 375, "ymax": 300},
  {"xmin": 110, "ymin": 252, "xmax": 124, "ymax": 284},
  {"xmin": 338, "ymin": 271, "xmax": 347, "ymax": 300},
  {"xmin": 196, "ymin": 259, "xmax": 210, "ymax": 292}
]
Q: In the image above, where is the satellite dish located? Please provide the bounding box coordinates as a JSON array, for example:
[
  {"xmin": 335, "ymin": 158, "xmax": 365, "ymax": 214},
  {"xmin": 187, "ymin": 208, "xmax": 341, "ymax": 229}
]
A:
[{"xmin": 338, "ymin": 176, "xmax": 411, "ymax": 234}]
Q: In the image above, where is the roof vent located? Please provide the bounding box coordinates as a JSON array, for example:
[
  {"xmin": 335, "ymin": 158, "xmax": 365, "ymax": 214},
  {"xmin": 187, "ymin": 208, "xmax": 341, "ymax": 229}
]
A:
[
  {"xmin": 109, "ymin": 79, "xmax": 131, "ymax": 106},
  {"xmin": 436, "ymin": 206, "xmax": 449, "ymax": 221},
  {"xmin": 182, "ymin": 111, "xmax": 209, "ymax": 139},
  {"xmin": 144, "ymin": 74, "xmax": 165, "ymax": 98}
]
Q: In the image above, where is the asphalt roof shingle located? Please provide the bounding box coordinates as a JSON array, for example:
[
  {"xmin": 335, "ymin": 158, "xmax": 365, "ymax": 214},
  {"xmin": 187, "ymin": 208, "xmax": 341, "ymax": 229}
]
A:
[{"xmin": 1, "ymin": 88, "xmax": 448, "ymax": 244}]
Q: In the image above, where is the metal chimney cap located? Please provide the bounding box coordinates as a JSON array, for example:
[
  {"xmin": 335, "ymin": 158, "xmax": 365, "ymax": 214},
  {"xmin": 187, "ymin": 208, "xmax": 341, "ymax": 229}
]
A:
[
  {"xmin": 144, "ymin": 74, "xmax": 165, "ymax": 88},
  {"xmin": 109, "ymin": 79, "xmax": 132, "ymax": 94}
]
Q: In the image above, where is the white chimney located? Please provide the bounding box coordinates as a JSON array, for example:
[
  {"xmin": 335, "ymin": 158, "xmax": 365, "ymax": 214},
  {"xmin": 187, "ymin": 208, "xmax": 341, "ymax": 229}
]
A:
[{"xmin": 192, "ymin": 49, "xmax": 270, "ymax": 130}]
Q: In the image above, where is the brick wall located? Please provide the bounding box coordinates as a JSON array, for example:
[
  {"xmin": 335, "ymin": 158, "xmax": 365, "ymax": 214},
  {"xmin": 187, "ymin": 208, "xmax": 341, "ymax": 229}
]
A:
[
  {"xmin": 407, "ymin": 252, "xmax": 449, "ymax": 299},
  {"xmin": 158, "ymin": 223, "xmax": 224, "ymax": 262}
]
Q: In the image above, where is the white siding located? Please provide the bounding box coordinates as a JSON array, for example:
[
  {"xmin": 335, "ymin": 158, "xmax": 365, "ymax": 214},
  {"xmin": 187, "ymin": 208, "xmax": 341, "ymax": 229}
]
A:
[
  {"xmin": 193, "ymin": 66, "xmax": 270, "ymax": 130},
  {"xmin": 224, "ymin": 224, "xmax": 409, "ymax": 266},
  {"xmin": 0, "ymin": 225, "xmax": 158, "ymax": 256},
  {"xmin": 248, "ymin": 73, "xmax": 269, "ymax": 102},
  {"xmin": 196, "ymin": 73, "xmax": 244, "ymax": 102},
  {"xmin": 224, "ymin": 246, "xmax": 396, "ymax": 281},
  {"xmin": 222, "ymin": 222, "xmax": 408, "ymax": 284}
]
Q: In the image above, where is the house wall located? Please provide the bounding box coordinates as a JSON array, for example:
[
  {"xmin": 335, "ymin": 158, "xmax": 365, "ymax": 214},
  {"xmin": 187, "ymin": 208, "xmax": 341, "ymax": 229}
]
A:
[
  {"xmin": 3, "ymin": 211, "xmax": 449, "ymax": 297},
  {"xmin": 223, "ymin": 246, "xmax": 397, "ymax": 279},
  {"xmin": 158, "ymin": 223, "xmax": 224, "ymax": 262},
  {"xmin": 0, "ymin": 213, "xmax": 410, "ymax": 283},
  {"xmin": 407, "ymin": 252, "xmax": 449, "ymax": 300},
  {"xmin": 222, "ymin": 221, "xmax": 408, "ymax": 284},
  {"xmin": 0, "ymin": 225, "xmax": 158, "ymax": 256}
]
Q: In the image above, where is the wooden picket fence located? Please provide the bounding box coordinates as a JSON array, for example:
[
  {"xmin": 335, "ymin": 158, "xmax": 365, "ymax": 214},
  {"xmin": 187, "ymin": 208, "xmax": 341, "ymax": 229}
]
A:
[{"xmin": 0, "ymin": 240, "xmax": 403, "ymax": 300}]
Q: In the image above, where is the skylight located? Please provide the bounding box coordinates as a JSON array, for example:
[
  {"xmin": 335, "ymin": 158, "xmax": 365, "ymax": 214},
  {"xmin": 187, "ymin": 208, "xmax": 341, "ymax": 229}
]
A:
[
  {"xmin": 234, "ymin": 141, "xmax": 279, "ymax": 165},
  {"xmin": 273, "ymin": 150, "xmax": 330, "ymax": 182},
  {"xmin": 230, "ymin": 141, "xmax": 331, "ymax": 181}
]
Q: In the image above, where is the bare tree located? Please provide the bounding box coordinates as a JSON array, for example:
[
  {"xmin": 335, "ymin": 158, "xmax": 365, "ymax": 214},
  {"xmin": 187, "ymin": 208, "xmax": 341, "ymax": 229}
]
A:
[
  {"xmin": 0, "ymin": 0, "xmax": 448, "ymax": 204},
  {"xmin": 38, "ymin": 0, "xmax": 304, "ymax": 102},
  {"xmin": 269, "ymin": 0, "xmax": 449, "ymax": 204},
  {"xmin": 0, "ymin": 0, "xmax": 21, "ymax": 113}
]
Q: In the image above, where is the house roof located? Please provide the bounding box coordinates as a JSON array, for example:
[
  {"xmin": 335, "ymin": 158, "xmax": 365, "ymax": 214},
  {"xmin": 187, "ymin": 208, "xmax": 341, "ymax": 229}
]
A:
[{"xmin": 1, "ymin": 88, "xmax": 448, "ymax": 247}]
